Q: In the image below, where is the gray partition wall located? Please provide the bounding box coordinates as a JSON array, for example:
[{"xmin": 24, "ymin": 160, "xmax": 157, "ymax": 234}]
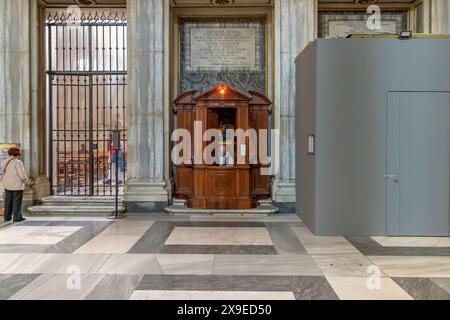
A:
[{"xmin": 296, "ymin": 39, "xmax": 450, "ymax": 236}]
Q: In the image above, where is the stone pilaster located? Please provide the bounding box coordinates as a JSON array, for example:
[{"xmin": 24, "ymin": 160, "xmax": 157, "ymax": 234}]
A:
[
  {"xmin": 0, "ymin": 0, "xmax": 44, "ymax": 205},
  {"xmin": 125, "ymin": 0, "xmax": 169, "ymax": 212},
  {"xmin": 273, "ymin": 0, "xmax": 317, "ymax": 209},
  {"xmin": 0, "ymin": 0, "xmax": 31, "ymax": 166},
  {"xmin": 30, "ymin": 1, "xmax": 51, "ymax": 201},
  {"xmin": 431, "ymin": 0, "xmax": 450, "ymax": 34}
]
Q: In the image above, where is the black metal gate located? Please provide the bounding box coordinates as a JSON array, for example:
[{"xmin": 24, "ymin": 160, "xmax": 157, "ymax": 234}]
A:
[{"xmin": 46, "ymin": 10, "xmax": 127, "ymax": 196}]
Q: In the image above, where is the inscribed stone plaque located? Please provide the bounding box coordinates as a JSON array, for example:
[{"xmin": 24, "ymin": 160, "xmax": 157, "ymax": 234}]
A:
[
  {"xmin": 190, "ymin": 28, "xmax": 256, "ymax": 71},
  {"xmin": 329, "ymin": 20, "xmax": 398, "ymax": 38},
  {"xmin": 318, "ymin": 11, "xmax": 408, "ymax": 38},
  {"xmin": 179, "ymin": 17, "xmax": 266, "ymax": 94}
]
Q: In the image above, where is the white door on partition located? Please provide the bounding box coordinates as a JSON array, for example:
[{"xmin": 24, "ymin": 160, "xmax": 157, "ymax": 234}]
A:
[{"xmin": 387, "ymin": 92, "xmax": 450, "ymax": 236}]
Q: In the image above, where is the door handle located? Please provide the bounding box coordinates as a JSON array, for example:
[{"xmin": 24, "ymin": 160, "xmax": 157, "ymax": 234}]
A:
[{"xmin": 383, "ymin": 175, "xmax": 400, "ymax": 183}]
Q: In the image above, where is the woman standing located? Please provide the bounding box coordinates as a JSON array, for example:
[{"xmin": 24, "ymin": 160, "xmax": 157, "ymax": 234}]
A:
[{"xmin": 1, "ymin": 147, "xmax": 29, "ymax": 222}]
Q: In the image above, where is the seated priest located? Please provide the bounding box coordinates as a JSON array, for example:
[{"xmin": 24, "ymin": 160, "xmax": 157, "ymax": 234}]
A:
[{"xmin": 217, "ymin": 142, "xmax": 234, "ymax": 166}]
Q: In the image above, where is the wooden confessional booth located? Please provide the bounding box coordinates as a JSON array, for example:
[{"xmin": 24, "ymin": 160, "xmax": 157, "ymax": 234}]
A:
[{"xmin": 172, "ymin": 86, "xmax": 272, "ymax": 210}]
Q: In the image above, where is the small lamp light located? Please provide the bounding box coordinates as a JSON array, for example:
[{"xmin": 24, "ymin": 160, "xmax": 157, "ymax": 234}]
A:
[
  {"xmin": 220, "ymin": 87, "xmax": 226, "ymax": 94},
  {"xmin": 307, "ymin": 135, "xmax": 315, "ymax": 155},
  {"xmin": 399, "ymin": 31, "xmax": 413, "ymax": 40}
]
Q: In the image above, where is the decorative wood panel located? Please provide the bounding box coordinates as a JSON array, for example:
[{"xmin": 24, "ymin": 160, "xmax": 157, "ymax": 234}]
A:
[{"xmin": 173, "ymin": 86, "xmax": 271, "ymax": 209}]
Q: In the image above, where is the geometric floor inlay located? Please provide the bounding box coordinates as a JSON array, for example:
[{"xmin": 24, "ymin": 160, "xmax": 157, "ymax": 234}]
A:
[
  {"xmin": 165, "ymin": 227, "xmax": 273, "ymax": 246},
  {"xmin": 0, "ymin": 215, "xmax": 449, "ymax": 300}
]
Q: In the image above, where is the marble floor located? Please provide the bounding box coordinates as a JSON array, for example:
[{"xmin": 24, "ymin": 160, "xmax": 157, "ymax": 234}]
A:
[{"xmin": 0, "ymin": 214, "xmax": 449, "ymax": 300}]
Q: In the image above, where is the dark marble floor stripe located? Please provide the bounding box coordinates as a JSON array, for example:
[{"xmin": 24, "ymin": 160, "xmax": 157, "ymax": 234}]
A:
[
  {"xmin": 393, "ymin": 278, "xmax": 450, "ymax": 300},
  {"xmin": 289, "ymin": 276, "xmax": 338, "ymax": 300},
  {"xmin": 159, "ymin": 245, "xmax": 277, "ymax": 255},
  {"xmin": 86, "ymin": 274, "xmax": 144, "ymax": 300},
  {"xmin": 135, "ymin": 274, "xmax": 338, "ymax": 300},
  {"xmin": 346, "ymin": 237, "xmax": 450, "ymax": 256},
  {"xmin": 0, "ymin": 274, "xmax": 41, "ymax": 300},
  {"xmin": 265, "ymin": 222, "xmax": 307, "ymax": 255},
  {"xmin": 136, "ymin": 275, "xmax": 338, "ymax": 300},
  {"xmin": 432, "ymin": 278, "xmax": 450, "ymax": 293},
  {"xmin": 128, "ymin": 221, "xmax": 175, "ymax": 254},
  {"xmin": 44, "ymin": 221, "xmax": 112, "ymax": 254},
  {"xmin": 136, "ymin": 275, "xmax": 292, "ymax": 292}
]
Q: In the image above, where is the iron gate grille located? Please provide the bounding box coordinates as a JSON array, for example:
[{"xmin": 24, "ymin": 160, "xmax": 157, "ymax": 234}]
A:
[{"xmin": 46, "ymin": 9, "xmax": 127, "ymax": 196}]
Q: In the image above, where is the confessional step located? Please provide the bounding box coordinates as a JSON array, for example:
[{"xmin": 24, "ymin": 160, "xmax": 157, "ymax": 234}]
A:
[{"xmin": 165, "ymin": 198, "xmax": 279, "ymax": 215}]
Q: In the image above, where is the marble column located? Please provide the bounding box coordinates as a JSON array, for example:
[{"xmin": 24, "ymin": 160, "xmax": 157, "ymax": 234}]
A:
[
  {"xmin": 125, "ymin": 0, "xmax": 169, "ymax": 211},
  {"xmin": 0, "ymin": 0, "xmax": 30, "ymax": 166},
  {"xmin": 431, "ymin": 0, "xmax": 450, "ymax": 34},
  {"xmin": 0, "ymin": 0, "xmax": 45, "ymax": 205},
  {"xmin": 0, "ymin": 1, "xmax": 50, "ymax": 205},
  {"xmin": 30, "ymin": 1, "xmax": 51, "ymax": 201},
  {"xmin": 273, "ymin": 0, "xmax": 317, "ymax": 209}
]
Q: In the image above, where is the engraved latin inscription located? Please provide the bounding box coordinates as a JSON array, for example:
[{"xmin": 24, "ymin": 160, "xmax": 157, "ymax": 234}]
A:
[
  {"xmin": 328, "ymin": 20, "xmax": 398, "ymax": 38},
  {"xmin": 190, "ymin": 28, "xmax": 256, "ymax": 70}
]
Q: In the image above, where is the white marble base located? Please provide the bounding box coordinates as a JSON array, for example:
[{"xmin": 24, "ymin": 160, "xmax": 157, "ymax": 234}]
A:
[
  {"xmin": 124, "ymin": 180, "xmax": 168, "ymax": 202},
  {"xmin": 273, "ymin": 182, "xmax": 296, "ymax": 203},
  {"xmin": 32, "ymin": 177, "xmax": 51, "ymax": 202}
]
